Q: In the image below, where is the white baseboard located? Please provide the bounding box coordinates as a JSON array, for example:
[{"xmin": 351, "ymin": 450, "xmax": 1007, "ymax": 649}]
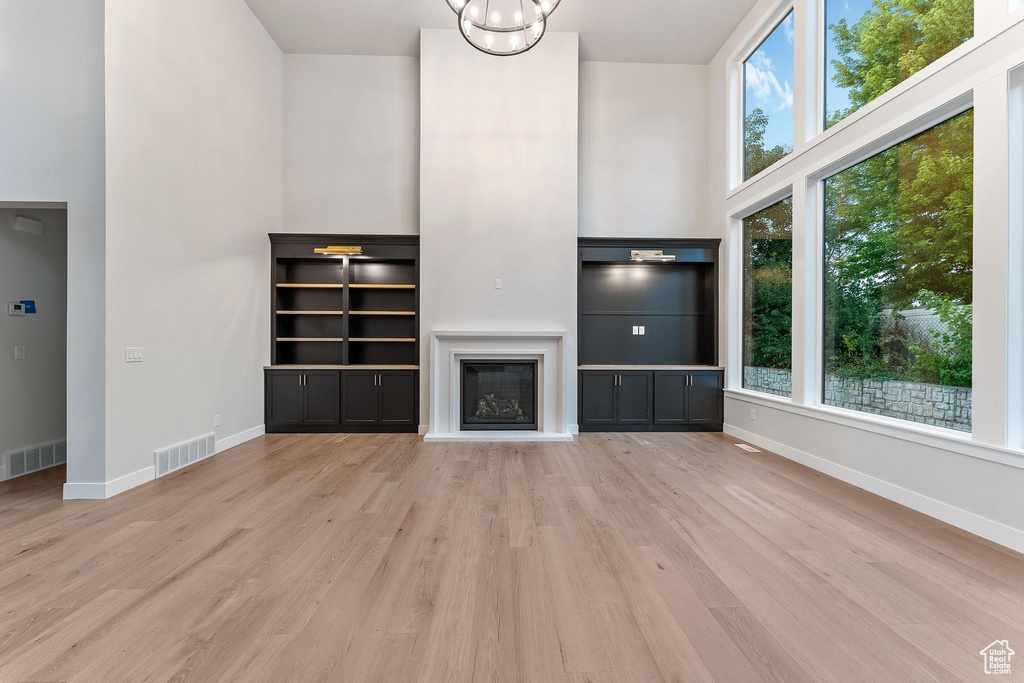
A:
[
  {"xmin": 418, "ymin": 425, "xmax": 429, "ymax": 436},
  {"xmin": 0, "ymin": 464, "xmax": 7, "ymax": 482},
  {"xmin": 216, "ymin": 424, "xmax": 265, "ymax": 454},
  {"xmin": 63, "ymin": 424, "xmax": 266, "ymax": 501},
  {"xmin": 569, "ymin": 423, "xmax": 580, "ymax": 435},
  {"xmin": 725, "ymin": 424, "xmax": 1024, "ymax": 555},
  {"xmin": 62, "ymin": 481, "xmax": 107, "ymax": 499},
  {"xmin": 106, "ymin": 465, "xmax": 156, "ymax": 498},
  {"xmin": 64, "ymin": 465, "xmax": 155, "ymax": 500}
]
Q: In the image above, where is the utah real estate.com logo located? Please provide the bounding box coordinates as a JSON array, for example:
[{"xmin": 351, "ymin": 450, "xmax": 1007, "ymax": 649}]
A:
[{"xmin": 980, "ymin": 640, "xmax": 1014, "ymax": 675}]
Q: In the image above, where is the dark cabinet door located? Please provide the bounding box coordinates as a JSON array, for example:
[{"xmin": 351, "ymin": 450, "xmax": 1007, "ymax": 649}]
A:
[
  {"xmin": 654, "ymin": 372, "xmax": 689, "ymax": 424},
  {"xmin": 304, "ymin": 371, "xmax": 341, "ymax": 426},
  {"xmin": 580, "ymin": 372, "xmax": 618, "ymax": 425},
  {"xmin": 687, "ymin": 371, "xmax": 724, "ymax": 424},
  {"xmin": 617, "ymin": 372, "xmax": 653, "ymax": 425},
  {"xmin": 379, "ymin": 371, "xmax": 416, "ymax": 426},
  {"xmin": 266, "ymin": 371, "xmax": 305, "ymax": 428},
  {"xmin": 342, "ymin": 372, "xmax": 379, "ymax": 426}
]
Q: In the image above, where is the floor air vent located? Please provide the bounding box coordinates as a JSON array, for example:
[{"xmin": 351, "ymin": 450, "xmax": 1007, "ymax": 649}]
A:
[
  {"xmin": 155, "ymin": 433, "xmax": 216, "ymax": 477},
  {"xmin": 3, "ymin": 439, "xmax": 68, "ymax": 481}
]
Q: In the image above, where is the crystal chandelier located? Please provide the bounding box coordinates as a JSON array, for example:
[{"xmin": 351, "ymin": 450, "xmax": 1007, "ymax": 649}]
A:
[{"xmin": 445, "ymin": 0, "xmax": 561, "ymax": 56}]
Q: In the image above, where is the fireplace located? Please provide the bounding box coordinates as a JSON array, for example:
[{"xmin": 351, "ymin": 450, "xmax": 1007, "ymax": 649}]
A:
[{"xmin": 461, "ymin": 360, "xmax": 538, "ymax": 431}]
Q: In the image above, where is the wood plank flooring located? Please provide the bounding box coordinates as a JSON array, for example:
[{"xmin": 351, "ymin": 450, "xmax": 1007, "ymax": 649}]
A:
[{"xmin": 1, "ymin": 432, "xmax": 1022, "ymax": 682}]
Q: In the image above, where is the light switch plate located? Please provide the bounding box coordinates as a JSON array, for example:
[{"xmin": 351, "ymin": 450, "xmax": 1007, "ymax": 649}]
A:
[
  {"xmin": 495, "ymin": 279, "xmax": 503, "ymax": 289},
  {"xmin": 14, "ymin": 346, "xmax": 25, "ymax": 360},
  {"xmin": 639, "ymin": 326, "xmax": 645, "ymax": 335},
  {"xmin": 632, "ymin": 326, "xmax": 639, "ymax": 335},
  {"xmin": 126, "ymin": 347, "xmax": 144, "ymax": 363}
]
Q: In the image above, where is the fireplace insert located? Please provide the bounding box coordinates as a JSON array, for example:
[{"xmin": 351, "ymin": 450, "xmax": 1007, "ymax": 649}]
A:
[{"xmin": 461, "ymin": 360, "xmax": 538, "ymax": 431}]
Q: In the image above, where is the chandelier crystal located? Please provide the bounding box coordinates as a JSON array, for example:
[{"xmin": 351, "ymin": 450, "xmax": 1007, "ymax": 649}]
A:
[{"xmin": 445, "ymin": 0, "xmax": 561, "ymax": 56}]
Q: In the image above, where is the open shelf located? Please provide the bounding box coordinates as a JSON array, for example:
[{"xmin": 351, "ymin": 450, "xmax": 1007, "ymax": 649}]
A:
[
  {"xmin": 349, "ymin": 311, "xmax": 415, "ymax": 316},
  {"xmin": 349, "ymin": 338, "xmax": 416, "ymax": 343},
  {"xmin": 276, "ymin": 283, "xmax": 345, "ymax": 289},
  {"xmin": 276, "ymin": 310, "xmax": 345, "ymax": 315},
  {"xmin": 277, "ymin": 337, "xmax": 345, "ymax": 342},
  {"xmin": 349, "ymin": 284, "xmax": 415, "ymax": 290}
]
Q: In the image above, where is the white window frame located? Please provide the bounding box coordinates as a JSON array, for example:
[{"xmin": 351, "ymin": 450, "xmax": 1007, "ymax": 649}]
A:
[
  {"xmin": 728, "ymin": 0, "xmax": 796, "ymax": 191},
  {"xmin": 725, "ymin": 0, "xmax": 1024, "ymax": 467},
  {"xmin": 812, "ymin": 96, "xmax": 975, "ymax": 431},
  {"xmin": 736, "ymin": 191, "xmax": 796, "ymax": 399}
]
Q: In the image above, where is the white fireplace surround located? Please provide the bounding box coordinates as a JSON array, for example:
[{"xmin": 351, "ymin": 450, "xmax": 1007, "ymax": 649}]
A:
[{"xmin": 425, "ymin": 331, "xmax": 574, "ymax": 442}]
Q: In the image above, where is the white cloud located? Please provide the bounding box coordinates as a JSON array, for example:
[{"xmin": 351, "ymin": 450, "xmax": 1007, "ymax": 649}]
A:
[
  {"xmin": 783, "ymin": 13, "xmax": 794, "ymax": 44},
  {"xmin": 746, "ymin": 51, "xmax": 793, "ymax": 112}
]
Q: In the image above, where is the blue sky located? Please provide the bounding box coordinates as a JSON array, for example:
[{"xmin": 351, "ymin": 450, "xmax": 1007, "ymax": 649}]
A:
[
  {"xmin": 825, "ymin": 0, "xmax": 875, "ymax": 123},
  {"xmin": 745, "ymin": 1, "xmax": 877, "ymax": 146},
  {"xmin": 744, "ymin": 12, "xmax": 794, "ymax": 153}
]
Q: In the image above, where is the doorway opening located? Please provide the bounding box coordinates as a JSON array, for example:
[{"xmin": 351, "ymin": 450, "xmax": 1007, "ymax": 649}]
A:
[{"xmin": 0, "ymin": 207, "xmax": 68, "ymax": 492}]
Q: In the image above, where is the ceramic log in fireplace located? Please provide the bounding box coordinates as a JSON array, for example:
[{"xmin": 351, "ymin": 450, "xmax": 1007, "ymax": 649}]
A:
[{"xmin": 461, "ymin": 361, "xmax": 538, "ymax": 431}]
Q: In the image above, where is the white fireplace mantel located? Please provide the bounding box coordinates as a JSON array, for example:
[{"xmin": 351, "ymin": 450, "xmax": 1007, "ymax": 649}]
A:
[{"xmin": 425, "ymin": 331, "xmax": 574, "ymax": 442}]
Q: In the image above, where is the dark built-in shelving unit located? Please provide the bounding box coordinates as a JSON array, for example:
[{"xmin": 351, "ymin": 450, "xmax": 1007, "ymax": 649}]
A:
[
  {"xmin": 265, "ymin": 234, "xmax": 419, "ymax": 433},
  {"xmin": 271, "ymin": 234, "xmax": 419, "ymax": 366},
  {"xmin": 577, "ymin": 238, "xmax": 724, "ymax": 432}
]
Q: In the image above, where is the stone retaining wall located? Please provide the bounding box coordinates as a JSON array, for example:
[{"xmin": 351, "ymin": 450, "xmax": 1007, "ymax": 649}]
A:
[{"xmin": 743, "ymin": 367, "xmax": 972, "ymax": 433}]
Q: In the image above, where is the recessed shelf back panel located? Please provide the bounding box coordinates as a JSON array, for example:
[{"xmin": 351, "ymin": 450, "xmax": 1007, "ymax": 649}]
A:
[
  {"xmin": 579, "ymin": 315, "xmax": 712, "ymax": 365},
  {"xmin": 349, "ymin": 341, "xmax": 417, "ymax": 365},
  {"xmin": 580, "ymin": 263, "xmax": 710, "ymax": 315},
  {"xmin": 276, "ymin": 288, "xmax": 345, "ymax": 312},
  {"xmin": 278, "ymin": 259, "xmax": 345, "ymax": 285},
  {"xmin": 276, "ymin": 340, "xmax": 345, "ymax": 365},
  {"xmin": 350, "ymin": 260, "xmax": 416, "ymax": 286},
  {"xmin": 350, "ymin": 288, "xmax": 416, "ymax": 312},
  {"xmin": 349, "ymin": 316, "xmax": 416, "ymax": 340},
  {"xmin": 277, "ymin": 316, "xmax": 345, "ymax": 339}
]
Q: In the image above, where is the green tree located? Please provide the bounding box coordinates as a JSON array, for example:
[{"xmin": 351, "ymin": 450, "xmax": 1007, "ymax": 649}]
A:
[
  {"xmin": 822, "ymin": 0, "xmax": 974, "ymax": 388},
  {"xmin": 829, "ymin": 0, "xmax": 973, "ymax": 125},
  {"xmin": 744, "ymin": 198, "xmax": 793, "ymax": 370},
  {"xmin": 745, "ymin": 108, "xmax": 791, "ymax": 179}
]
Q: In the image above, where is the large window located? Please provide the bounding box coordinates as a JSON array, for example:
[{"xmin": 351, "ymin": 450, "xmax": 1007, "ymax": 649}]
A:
[
  {"xmin": 823, "ymin": 110, "xmax": 974, "ymax": 431},
  {"xmin": 743, "ymin": 198, "xmax": 793, "ymax": 397},
  {"xmin": 824, "ymin": 0, "xmax": 974, "ymax": 128},
  {"xmin": 744, "ymin": 11, "xmax": 794, "ymax": 180}
]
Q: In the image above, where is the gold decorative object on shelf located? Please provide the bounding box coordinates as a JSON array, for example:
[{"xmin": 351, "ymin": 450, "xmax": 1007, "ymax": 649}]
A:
[{"xmin": 314, "ymin": 245, "xmax": 363, "ymax": 256}]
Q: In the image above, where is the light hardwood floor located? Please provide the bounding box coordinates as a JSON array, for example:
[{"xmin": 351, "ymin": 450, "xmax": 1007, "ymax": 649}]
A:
[{"xmin": 1, "ymin": 432, "xmax": 1022, "ymax": 682}]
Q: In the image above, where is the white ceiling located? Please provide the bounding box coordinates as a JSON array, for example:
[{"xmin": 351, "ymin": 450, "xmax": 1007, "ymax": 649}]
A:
[{"xmin": 242, "ymin": 0, "xmax": 758, "ymax": 64}]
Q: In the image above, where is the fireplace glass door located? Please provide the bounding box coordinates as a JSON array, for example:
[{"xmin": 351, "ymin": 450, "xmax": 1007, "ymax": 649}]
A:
[{"xmin": 461, "ymin": 361, "xmax": 538, "ymax": 431}]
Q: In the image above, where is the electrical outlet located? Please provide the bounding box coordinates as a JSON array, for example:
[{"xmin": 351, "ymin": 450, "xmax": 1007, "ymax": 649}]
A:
[
  {"xmin": 14, "ymin": 346, "xmax": 25, "ymax": 360},
  {"xmin": 749, "ymin": 408, "xmax": 756, "ymax": 421},
  {"xmin": 126, "ymin": 347, "xmax": 144, "ymax": 363},
  {"xmin": 214, "ymin": 414, "xmax": 221, "ymax": 427}
]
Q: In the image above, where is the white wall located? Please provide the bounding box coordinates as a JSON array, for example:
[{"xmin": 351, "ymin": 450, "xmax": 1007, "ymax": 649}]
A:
[
  {"xmin": 284, "ymin": 54, "xmax": 419, "ymax": 234},
  {"xmin": 0, "ymin": 0, "xmax": 106, "ymax": 486},
  {"xmin": 0, "ymin": 209, "xmax": 67, "ymax": 470},
  {"xmin": 707, "ymin": 0, "xmax": 1024, "ymax": 551},
  {"xmin": 579, "ymin": 61, "xmax": 708, "ymax": 238},
  {"xmin": 102, "ymin": 0, "xmax": 282, "ymax": 487},
  {"xmin": 419, "ymin": 29, "xmax": 580, "ymax": 427}
]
